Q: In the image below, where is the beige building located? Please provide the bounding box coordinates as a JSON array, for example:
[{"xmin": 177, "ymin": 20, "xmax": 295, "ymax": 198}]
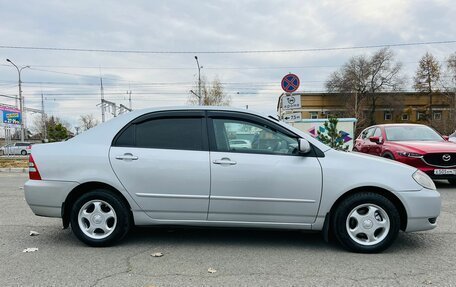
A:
[{"xmin": 278, "ymin": 92, "xmax": 456, "ymax": 134}]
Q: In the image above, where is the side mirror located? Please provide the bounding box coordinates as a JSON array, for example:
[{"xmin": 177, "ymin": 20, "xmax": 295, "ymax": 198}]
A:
[
  {"xmin": 369, "ymin": 136, "xmax": 383, "ymax": 144},
  {"xmin": 442, "ymin": 135, "xmax": 449, "ymax": 141},
  {"xmin": 298, "ymin": 138, "xmax": 312, "ymax": 154}
]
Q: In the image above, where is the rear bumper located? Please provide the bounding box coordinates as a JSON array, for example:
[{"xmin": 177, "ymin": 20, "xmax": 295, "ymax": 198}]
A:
[
  {"xmin": 24, "ymin": 180, "xmax": 79, "ymax": 218},
  {"xmin": 396, "ymin": 188, "xmax": 441, "ymax": 232}
]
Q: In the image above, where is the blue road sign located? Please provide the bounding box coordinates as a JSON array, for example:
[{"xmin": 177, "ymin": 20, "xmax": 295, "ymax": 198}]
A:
[{"xmin": 281, "ymin": 73, "xmax": 300, "ymax": 93}]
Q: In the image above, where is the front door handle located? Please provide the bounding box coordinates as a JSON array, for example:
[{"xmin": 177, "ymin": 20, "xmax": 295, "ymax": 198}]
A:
[
  {"xmin": 213, "ymin": 157, "xmax": 237, "ymax": 165},
  {"xmin": 115, "ymin": 153, "xmax": 139, "ymax": 161}
]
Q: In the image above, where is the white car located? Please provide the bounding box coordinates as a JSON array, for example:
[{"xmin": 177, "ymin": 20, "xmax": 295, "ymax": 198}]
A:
[
  {"xmin": 0, "ymin": 142, "xmax": 31, "ymax": 156},
  {"xmin": 449, "ymin": 130, "xmax": 456, "ymax": 143},
  {"xmin": 229, "ymin": 139, "xmax": 252, "ymax": 149},
  {"xmin": 24, "ymin": 107, "xmax": 441, "ymax": 253}
]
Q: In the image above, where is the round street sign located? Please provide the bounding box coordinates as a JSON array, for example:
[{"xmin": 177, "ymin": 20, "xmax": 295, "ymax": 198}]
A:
[{"xmin": 281, "ymin": 73, "xmax": 300, "ymax": 93}]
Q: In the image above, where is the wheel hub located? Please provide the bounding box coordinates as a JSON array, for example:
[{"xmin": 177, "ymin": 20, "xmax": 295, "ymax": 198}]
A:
[
  {"xmin": 362, "ymin": 219, "xmax": 373, "ymax": 229},
  {"xmin": 78, "ymin": 200, "xmax": 117, "ymax": 239},
  {"xmin": 346, "ymin": 203, "xmax": 390, "ymax": 246},
  {"xmin": 92, "ymin": 214, "xmax": 103, "ymax": 225}
]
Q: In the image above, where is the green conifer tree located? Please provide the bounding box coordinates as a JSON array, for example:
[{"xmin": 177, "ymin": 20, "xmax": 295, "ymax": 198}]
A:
[{"xmin": 317, "ymin": 117, "xmax": 349, "ymax": 151}]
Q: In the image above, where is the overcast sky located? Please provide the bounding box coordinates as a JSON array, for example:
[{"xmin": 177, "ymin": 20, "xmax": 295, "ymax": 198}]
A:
[{"xmin": 1, "ymin": 0, "xmax": 455, "ymax": 131}]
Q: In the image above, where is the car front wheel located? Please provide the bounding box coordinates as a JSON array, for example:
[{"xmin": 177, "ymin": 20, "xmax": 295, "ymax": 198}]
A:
[
  {"xmin": 70, "ymin": 190, "xmax": 131, "ymax": 247},
  {"xmin": 332, "ymin": 192, "xmax": 400, "ymax": 253}
]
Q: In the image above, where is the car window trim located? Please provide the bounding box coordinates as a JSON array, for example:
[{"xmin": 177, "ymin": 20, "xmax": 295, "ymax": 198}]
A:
[
  {"xmin": 112, "ymin": 110, "xmax": 209, "ymax": 151},
  {"xmin": 206, "ymin": 110, "xmax": 323, "ymax": 157}
]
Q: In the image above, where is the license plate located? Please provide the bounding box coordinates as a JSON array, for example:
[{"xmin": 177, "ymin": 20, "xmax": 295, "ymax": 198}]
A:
[{"xmin": 434, "ymin": 169, "xmax": 456, "ymax": 175}]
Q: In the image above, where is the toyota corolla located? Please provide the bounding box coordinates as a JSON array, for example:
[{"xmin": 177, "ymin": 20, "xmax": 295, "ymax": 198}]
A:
[{"xmin": 24, "ymin": 107, "xmax": 441, "ymax": 253}]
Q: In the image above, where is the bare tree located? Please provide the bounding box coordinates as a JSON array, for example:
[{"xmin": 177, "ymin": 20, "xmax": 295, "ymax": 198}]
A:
[
  {"xmin": 79, "ymin": 114, "xmax": 99, "ymax": 131},
  {"xmin": 414, "ymin": 52, "xmax": 441, "ymax": 93},
  {"xmin": 326, "ymin": 48, "xmax": 404, "ymax": 131},
  {"xmin": 188, "ymin": 78, "xmax": 231, "ymax": 106},
  {"xmin": 414, "ymin": 52, "xmax": 441, "ymax": 125},
  {"xmin": 30, "ymin": 116, "xmax": 70, "ymax": 141},
  {"xmin": 441, "ymin": 53, "xmax": 456, "ymax": 133}
]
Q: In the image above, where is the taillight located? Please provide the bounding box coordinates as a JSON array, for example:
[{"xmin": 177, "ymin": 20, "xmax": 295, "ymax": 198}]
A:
[
  {"xmin": 29, "ymin": 155, "xmax": 42, "ymax": 180},
  {"xmin": 27, "ymin": 145, "xmax": 32, "ymax": 149}
]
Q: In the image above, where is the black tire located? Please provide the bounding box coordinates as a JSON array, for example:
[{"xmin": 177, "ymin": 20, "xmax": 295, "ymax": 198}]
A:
[
  {"xmin": 70, "ymin": 190, "xmax": 131, "ymax": 247},
  {"xmin": 449, "ymin": 179, "xmax": 456, "ymax": 186},
  {"xmin": 332, "ymin": 192, "xmax": 400, "ymax": 253},
  {"xmin": 382, "ymin": 152, "xmax": 395, "ymax": 160},
  {"xmin": 21, "ymin": 150, "xmax": 27, "ymax": 155}
]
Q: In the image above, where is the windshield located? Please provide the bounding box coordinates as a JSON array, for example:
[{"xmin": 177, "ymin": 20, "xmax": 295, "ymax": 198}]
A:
[{"xmin": 385, "ymin": 126, "xmax": 443, "ymax": 141}]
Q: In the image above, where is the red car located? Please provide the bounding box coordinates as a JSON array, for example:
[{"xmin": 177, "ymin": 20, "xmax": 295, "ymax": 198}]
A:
[{"xmin": 354, "ymin": 124, "xmax": 456, "ymax": 185}]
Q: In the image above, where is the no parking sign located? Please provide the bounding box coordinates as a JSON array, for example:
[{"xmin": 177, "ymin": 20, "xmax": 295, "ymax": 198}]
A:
[{"xmin": 281, "ymin": 73, "xmax": 300, "ymax": 93}]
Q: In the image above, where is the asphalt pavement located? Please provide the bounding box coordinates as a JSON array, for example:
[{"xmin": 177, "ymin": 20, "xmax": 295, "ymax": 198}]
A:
[{"xmin": 0, "ymin": 173, "xmax": 455, "ymax": 287}]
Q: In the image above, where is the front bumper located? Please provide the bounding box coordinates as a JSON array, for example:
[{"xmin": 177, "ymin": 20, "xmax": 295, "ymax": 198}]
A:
[
  {"xmin": 395, "ymin": 157, "xmax": 456, "ymax": 180},
  {"xmin": 24, "ymin": 179, "xmax": 79, "ymax": 218},
  {"xmin": 396, "ymin": 188, "xmax": 441, "ymax": 232},
  {"xmin": 423, "ymin": 171, "xmax": 456, "ymax": 180}
]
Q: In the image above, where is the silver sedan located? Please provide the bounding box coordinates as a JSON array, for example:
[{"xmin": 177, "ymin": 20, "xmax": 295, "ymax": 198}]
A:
[{"xmin": 24, "ymin": 107, "xmax": 441, "ymax": 253}]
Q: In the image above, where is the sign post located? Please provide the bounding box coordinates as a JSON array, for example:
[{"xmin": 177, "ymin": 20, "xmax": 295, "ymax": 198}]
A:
[{"xmin": 280, "ymin": 73, "xmax": 301, "ymax": 120}]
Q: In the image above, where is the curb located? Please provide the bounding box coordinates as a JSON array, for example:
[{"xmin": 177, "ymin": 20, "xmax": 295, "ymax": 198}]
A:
[{"xmin": 0, "ymin": 168, "xmax": 28, "ymax": 173}]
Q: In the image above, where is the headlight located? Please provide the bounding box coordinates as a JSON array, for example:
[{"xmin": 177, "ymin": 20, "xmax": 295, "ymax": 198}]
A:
[
  {"xmin": 412, "ymin": 170, "xmax": 436, "ymax": 190},
  {"xmin": 397, "ymin": 151, "xmax": 423, "ymax": 158}
]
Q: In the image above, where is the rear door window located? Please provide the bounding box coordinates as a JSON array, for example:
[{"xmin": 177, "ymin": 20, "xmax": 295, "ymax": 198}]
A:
[
  {"xmin": 136, "ymin": 118, "xmax": 203, "ymax": 150},
  {"xmin": 114, "ymin": 116, "xmax": 206, "ymax": 151}
]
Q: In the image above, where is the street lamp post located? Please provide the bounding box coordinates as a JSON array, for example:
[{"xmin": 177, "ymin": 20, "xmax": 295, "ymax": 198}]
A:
[
  {"xmin": 6, "ymin": 59, "xmax": 30, "ymax": 142},
  {"xmin": 194, "ymin": 56, "xmax": 202, "ymax": 105}
]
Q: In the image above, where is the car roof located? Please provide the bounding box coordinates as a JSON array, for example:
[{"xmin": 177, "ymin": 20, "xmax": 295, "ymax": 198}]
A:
[
  {"xmin": 132, "ymin": 105, "xmax": 262, "ymax": 116},
  {"xmin": 69, "ymin": 105, "xmax": 331, "ymax": 152}
]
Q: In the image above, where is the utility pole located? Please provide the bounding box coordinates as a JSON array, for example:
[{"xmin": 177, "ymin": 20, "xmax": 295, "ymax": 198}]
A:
[
  {"xmin": 100, "ymin": 77, "xmax": 105, "ymax": 123},
  {"xmin": 127, "ymin": 90, "xmax": 132, "ymax": 110},
  {"xmin": 194, "ymin": 56, "xmax": 202, "ymax": 105},
  {"xmin": 6, "ymin": 59, "xmax": 30, "ymax": 142},
  {"xmin": 41, "ymin": 92, "xmax": 47, "ymax": 141}
]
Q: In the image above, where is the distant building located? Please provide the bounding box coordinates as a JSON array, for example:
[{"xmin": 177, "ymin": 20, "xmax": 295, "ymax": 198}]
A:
[{"xmin": 278, "ymin": 92, "xmax": 456, "ymax": 135}]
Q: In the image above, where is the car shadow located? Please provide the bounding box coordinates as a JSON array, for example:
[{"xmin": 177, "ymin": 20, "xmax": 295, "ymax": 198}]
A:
[
  {"xmin": 123, "ymin": 226, "xmax": 338, "ymax": 251},
  {"xmin": 45, "ymin": 224, "xmax": 436, "ymax": 254},
  {"xmin": 435, "ymin": 180, "xmax": 455, "ymax": 189}
]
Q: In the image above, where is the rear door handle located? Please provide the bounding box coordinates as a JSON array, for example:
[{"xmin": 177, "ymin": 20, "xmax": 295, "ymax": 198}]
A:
[
  {"xmin": 213, "ymin": 158, "xmax": 237, "ymax": 165},
  {"xmin": 115, "ymin": 153, "xmax": 139, "ymax": 161}
]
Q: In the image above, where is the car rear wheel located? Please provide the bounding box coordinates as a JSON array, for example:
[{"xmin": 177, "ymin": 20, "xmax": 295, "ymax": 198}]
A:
[
  {"xmin": 21, "ymin": 150, "xmax": 27, "ymax": 155},
  {"xmin": 449, "ymin": 179, "xmax": 456, "ymax": 186},
  {"xmin": 382, "ymin": 152, "xmax": 395, "ymax": 160},
  {"xmin": 70, "ymin": 190, "xmax": 131, "ymax": 247},
  {"xmin": 332, "ymin": 192, "xmax": 400, "ymax": 253}
]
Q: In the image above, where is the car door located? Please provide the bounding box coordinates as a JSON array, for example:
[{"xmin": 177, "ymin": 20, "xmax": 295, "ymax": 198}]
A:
[
  {"xmin": 109, "ymin": 110, "xmax": 211, "ymax": 221},
  {"xmin": 207, "ymin": 111, "xmax": 323, "ymax": 224},
  {"xmin": 12, "ymin": 143, "xmax": 20, "ymax": 155},
  {"xmin": 368, "ymin": 128, "xmax": 383, "ymax": 155},
  {"xmin": 358, "ymin": 127, "xmax": 375, "ymax": 154}
]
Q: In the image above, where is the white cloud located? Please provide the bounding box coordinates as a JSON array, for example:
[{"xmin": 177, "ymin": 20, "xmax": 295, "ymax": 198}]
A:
[{"xmin": 0, "ymin": 0, "xmax": 455, "ymax": 130}]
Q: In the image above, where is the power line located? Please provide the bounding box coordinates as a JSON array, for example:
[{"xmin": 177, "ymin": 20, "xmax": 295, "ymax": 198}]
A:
[
  {"xmin": 0, "ymin": 40, "xmax": 455, "ymax": 54},
  {"xmin": 1, "ymin": 61, "xmax": 452, "ymax": 70}
]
